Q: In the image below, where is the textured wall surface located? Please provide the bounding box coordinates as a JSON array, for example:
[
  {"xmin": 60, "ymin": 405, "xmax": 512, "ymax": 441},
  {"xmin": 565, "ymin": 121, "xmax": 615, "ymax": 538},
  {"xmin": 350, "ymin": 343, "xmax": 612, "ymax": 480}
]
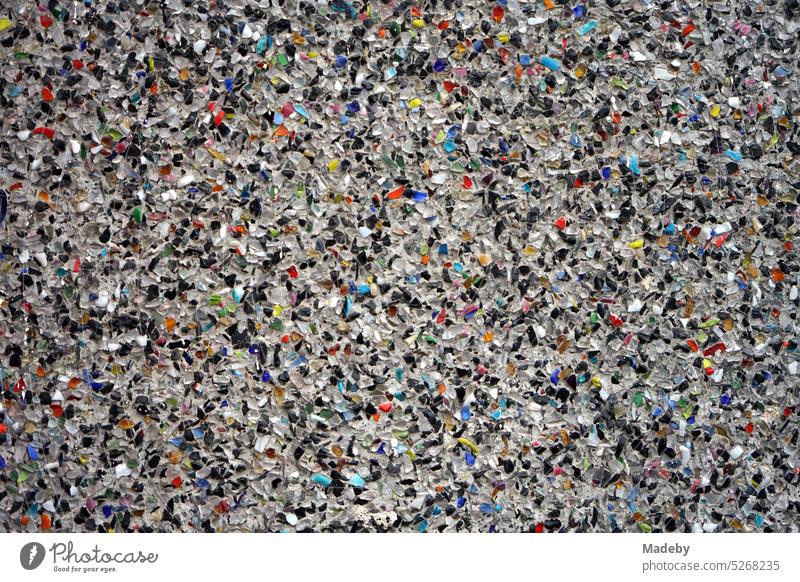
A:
[{"xmin": 1, "ymin": 0, "xmax": 799, "ymax": 532}]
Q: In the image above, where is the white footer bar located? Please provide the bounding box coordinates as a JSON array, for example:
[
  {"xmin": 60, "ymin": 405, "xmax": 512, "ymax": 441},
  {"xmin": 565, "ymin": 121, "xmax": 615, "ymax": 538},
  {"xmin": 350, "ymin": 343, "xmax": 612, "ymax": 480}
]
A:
[{"xmin": 2, "ymin": 533, "xmax": 798, "ymax": 581}]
